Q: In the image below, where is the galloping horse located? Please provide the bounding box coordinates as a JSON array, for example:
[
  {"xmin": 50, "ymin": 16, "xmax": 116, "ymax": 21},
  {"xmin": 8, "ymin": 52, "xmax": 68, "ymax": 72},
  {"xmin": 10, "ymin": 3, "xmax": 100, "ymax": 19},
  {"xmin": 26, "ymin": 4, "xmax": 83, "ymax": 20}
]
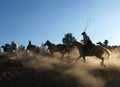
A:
[
  {"xmin": 44, "ymin": 40, "xmax": 72, "ymax": 58},
  {"xmin": 1, "ymin": 44, "xmax": 11, "ymax": 52},
  {"xmin": 1, "ymin": 41, "xmax": 17, "ymax": 52},
  {"xmin": 27, "ymin": 41, "xmax": 40, "ymax": 53},
  {"xmin": 73, "ymin": 40, "xmax": 111, "ymax": 66},
  {"xmin": 11, "ymin": 41, "xmax": 17, "ymax": 52}
]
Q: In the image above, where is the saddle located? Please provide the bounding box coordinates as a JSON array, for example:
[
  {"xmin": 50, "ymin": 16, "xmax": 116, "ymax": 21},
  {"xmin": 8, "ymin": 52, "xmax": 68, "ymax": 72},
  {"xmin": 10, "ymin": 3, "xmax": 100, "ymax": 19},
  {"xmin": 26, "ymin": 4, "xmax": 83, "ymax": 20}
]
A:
[{"xmin": 83, "ymin": 43, "xmax": 95, "ymax": 55}]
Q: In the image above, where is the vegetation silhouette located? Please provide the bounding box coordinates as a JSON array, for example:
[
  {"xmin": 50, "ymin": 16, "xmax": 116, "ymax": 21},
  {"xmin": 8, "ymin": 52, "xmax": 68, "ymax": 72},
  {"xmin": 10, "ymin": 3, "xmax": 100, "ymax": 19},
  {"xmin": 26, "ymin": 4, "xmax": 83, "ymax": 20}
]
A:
[{"xmin": 62, "ymin": 33, "xmax": 75, "ymax": 45}]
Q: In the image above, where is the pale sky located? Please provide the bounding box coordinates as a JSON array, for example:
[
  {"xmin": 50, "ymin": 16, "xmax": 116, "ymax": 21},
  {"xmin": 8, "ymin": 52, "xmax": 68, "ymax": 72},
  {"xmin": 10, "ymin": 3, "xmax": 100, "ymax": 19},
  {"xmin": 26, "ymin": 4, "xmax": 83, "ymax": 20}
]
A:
[{"xmin": 0, "ymin": 0, "xmax": 120, "ymax": 47}]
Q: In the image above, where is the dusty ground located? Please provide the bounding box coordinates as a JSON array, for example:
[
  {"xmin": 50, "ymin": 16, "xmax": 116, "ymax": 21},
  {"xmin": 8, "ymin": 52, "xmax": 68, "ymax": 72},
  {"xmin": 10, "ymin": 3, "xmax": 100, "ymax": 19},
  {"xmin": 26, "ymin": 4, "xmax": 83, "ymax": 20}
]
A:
[{"xmin": 0, "ymin": 48, "xmax": 120, "ymax": 87}]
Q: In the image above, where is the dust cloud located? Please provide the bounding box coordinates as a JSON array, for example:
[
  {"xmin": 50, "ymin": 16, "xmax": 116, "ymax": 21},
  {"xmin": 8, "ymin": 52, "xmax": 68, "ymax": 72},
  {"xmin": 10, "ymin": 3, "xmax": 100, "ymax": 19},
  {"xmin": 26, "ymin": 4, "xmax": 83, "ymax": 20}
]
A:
[
  {"xmin": 1, "ymin": 48, "xmax": 120, "ymax": 87},
  {"xmin": 14, "ymin": 48, "xmax": 120, "ymax": 87}
]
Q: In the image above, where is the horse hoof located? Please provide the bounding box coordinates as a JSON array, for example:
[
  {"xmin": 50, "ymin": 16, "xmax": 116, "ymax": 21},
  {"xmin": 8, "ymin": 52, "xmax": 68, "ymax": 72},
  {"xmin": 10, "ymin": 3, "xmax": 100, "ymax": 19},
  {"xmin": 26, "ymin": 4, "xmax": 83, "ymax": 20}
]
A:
[
  {"xmin": 101, "ymin": 64, "xmax": 106, "ymax": 67},
  {"xmin": 100, "ymin": 63, "xmax": 106, "ymax": 67},
  {"xmin": 104, "ymin": 65, "xmax": 106, "ymax": 67}
]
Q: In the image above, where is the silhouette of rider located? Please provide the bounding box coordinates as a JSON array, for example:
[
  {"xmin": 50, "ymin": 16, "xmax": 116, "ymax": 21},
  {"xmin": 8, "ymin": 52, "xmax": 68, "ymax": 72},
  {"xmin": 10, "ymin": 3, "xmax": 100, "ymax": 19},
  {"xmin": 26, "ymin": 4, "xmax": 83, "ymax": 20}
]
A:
[
  {"xmin": 104, "ymin": 39, "xmax": 108, "ymax": 47},
  {"xmin": 81, "ymin": 32, "xmax": 94, "ymax": 53}
]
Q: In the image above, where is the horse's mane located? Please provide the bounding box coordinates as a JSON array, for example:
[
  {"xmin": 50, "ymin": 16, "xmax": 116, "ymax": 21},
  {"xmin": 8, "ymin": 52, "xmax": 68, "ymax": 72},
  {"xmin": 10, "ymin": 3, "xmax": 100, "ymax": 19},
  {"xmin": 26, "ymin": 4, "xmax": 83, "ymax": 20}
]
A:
[{"xmin": 73, "ymin": 40, "xmax": 83, "ymax": 46}]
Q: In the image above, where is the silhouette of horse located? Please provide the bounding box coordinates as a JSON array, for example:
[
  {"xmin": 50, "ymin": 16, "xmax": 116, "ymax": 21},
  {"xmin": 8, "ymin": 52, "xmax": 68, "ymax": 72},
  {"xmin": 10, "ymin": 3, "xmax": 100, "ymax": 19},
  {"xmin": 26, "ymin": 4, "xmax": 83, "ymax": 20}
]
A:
[
  {"xmin": 11, "ymin": 41, "xmax": 17, "ymax": 52},
  {"xmin": 97, "ymin": 42, "xmax": 105, "ymax": 47},
  {"xmin": 1, "ymin": 44, "xmax": 11, "ymax": 52},
  {"xmin": 27, "ymin": 41, "xmax": 40, "ymax": 53},
  {"xmin": 97, "ymin": 40, "xmax": 109, "ymax": 49},
  {"xmin": 17, "ymin": 45, "xmax": 26, "ymax": 52},
  {"xmin": 73, "ymin": 40, "xmax": 111, "ymax": 66},
  {"xmin": 1, "ymin": 41, "xmax": 17, "ymax": 52},
  {"xmin": 44, "ymin": 40, "xmax": 73, "ymax": 58}
]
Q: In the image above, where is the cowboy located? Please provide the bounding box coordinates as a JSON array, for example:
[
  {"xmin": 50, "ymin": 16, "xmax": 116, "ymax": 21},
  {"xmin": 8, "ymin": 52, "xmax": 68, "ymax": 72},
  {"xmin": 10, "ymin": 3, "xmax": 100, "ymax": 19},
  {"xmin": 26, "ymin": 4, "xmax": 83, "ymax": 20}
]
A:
[
  {"xmin": 81, "ymin": 32, "xmax": 94, "ymax": 53},
  {"xmin": 104, "ymin": 39, "xmax": 108, "ymax": 46}
]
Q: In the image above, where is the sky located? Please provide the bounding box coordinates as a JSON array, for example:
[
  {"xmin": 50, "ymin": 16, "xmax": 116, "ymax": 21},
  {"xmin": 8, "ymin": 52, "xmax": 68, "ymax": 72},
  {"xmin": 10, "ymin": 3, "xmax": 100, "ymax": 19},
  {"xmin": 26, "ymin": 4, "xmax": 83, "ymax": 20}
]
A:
[{"xmin": 0, "ymin": 0, "xmax": 120, "ymax": 47}]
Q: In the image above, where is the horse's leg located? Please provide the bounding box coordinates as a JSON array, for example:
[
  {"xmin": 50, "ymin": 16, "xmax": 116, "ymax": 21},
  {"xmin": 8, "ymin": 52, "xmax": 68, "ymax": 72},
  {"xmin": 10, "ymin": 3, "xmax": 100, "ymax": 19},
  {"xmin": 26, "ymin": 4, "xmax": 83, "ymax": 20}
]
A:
[
  {"xmin": 83, "ymin": 56, "xmax": 86, "ymax": 63},
  {"xmin": 76, "ymin": 55, "xmax": 85, "ymax": 63},
  {"xmin": 61, "ymin": 50, "xmax": 66, "ymax": 59},
  {"xmin": 61, "ymin": 53, "xmax": 64, "ymax": 59},
  {"xmin": 100, "ymin": 57, "xmax": 106, "ymax": 67},
  {"xmin": 76, "ymin": 55, "xmax": 86, "ymax": 62},
  {"xmin": 50, "ymin": 51, "xmax": 54, "ymax": 57},
  {"xmin": 61, "ymin": 49, "xmax": 66, "ymax": 59},
  {"xmin": 76, "ymin": 55, "xmax": 81, "ymax": 62}
]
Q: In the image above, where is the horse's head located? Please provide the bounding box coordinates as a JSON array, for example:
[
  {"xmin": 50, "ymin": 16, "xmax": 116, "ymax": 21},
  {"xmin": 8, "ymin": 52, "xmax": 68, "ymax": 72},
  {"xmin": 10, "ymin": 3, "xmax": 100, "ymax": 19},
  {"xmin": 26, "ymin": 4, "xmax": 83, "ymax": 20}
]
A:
[
  {"xmin": 97, "ymin": 42, "xmax": 105, "ymax": 46},
  {"xmin": 73, "ymin": 40, "xmax": 83, "ymax": 46},
  {"xmin": 5, "ymin": 44, "xmax": 11, "ymax": 48},
  {"xmin": 97, "ymin": 42, "xmax": 102, "ymax": 44},
  {"xmin": 1, "ymin": 45, "xmax": 4, "ymax": 48}
]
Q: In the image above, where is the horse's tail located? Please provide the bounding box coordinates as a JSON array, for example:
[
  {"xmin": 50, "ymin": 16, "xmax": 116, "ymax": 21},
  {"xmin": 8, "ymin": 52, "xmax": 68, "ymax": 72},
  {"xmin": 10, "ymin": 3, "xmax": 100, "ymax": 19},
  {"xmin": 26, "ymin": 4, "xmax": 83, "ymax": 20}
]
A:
[{"xmin": 103, "ymin": 47, "xmax": 111, "ymax": 61}]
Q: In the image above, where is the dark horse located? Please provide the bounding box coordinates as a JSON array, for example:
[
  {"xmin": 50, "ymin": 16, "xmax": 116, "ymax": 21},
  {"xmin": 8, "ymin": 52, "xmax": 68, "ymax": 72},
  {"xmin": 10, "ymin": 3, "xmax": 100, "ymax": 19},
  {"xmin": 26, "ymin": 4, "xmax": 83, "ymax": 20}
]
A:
[
  {"xmin": 1, "ymin": 44, "xmax": 11, "ymax": 52},
  {"xmin": 44, "ymin": 40, "xmax": 73, "ymax": 58},
  {"xmin": 27, "ymin": 41, "xmax": 40, "ymax": 53},
  {"xmin": 73, "ymin": 40, "xmax": 111, "ymax": 66},
  {"xmin": 1, "ymin": 41, "xmax": 17, "ymax": 52}
]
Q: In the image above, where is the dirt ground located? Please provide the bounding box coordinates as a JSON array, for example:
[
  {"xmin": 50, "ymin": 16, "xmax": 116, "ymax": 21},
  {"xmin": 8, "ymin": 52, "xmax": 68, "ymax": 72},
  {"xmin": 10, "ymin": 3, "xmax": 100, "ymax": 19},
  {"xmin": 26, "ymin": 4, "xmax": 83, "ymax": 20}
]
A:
[{"xmin": 0, "ymin": 48, "xmax": 120, "ymax": 87}]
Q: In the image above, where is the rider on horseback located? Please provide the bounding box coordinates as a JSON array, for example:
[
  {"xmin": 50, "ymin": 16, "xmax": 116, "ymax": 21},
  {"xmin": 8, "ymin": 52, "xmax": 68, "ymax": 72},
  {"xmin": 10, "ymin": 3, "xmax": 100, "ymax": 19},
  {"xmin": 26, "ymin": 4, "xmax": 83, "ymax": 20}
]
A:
[
  {"xmin": 104, "ymin": 39, "xmax": 108, "ymax": 46},
  {"xmin": 81, "ymin": 32, "xmax": 94, "ymax": 53}
]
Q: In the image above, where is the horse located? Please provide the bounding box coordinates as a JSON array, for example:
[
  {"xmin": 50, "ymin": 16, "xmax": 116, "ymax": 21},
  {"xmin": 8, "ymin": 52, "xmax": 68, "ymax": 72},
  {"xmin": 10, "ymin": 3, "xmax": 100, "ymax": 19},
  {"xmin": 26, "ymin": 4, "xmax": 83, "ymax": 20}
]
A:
[
  {"xmin": 27, "ymin": 41, "xmax": 40, "ymax": 53},
  {"xmin": 1, "ymin": 44, "xmax": 11, "ymax": 52},
  {"xmin": 1, "ymin": 41, "xmax": 17, "ymax": 52},
  {"xmin": 44, "ymin": 40, "xmax": 73, "ymax": 58},
  {"xmin": 97, "ymin": 40, "xmax": 110, "ymax": 49},
  {"xmin": 17, "ymin": 45, "xmax": 26, "ymax": 52},
  {"xmin": 97, "ymin": 42, "xmax": 105, "ymax": 47},
  {"xmin": 11, "ymin": 41, "xmax": 17, "ymax": 52},
  {"xmin": 73, "ymin": 40, "xmax": 111, "ymax": 67}
]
